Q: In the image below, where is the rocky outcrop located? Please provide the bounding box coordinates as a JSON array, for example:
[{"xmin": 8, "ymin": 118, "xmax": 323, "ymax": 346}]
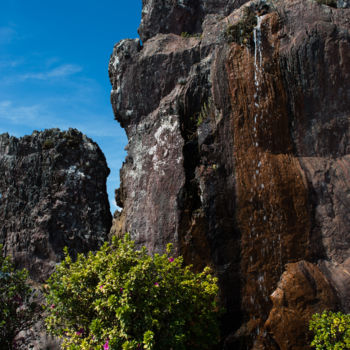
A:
[
  {"xmin": 138, "ymin": 0, "xmax": 249, "ymax": 42},
  {"xmin": 0, "ymin": 128, "xmax": 112, "ymax": 282},
  {"xmin": 109, "ymin": 0, "xmax": 350, "ymax": 348},
  {"xmin": 263, "ymin": 261, "xmax": 339, "ymax": 350}
]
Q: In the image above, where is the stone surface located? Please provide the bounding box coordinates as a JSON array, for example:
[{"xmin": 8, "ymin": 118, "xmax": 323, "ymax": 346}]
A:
[
  {"xmin": 0, "ymin": 128, "xmax": 112, "ymax": 282},
  {"xmin": 110, "ymin": 0, "xmax": 350, "ymax": 348},
  {"xmin": 138, "ymin": 0, "xmax": 248, "ymax": 42},
  {"xmin": 337, "ymin": 0, "xmax": 350, "ymax": 8},
  {"xmin": 261, "ymin": 261, "xmax": 339, "ymax": 350}
]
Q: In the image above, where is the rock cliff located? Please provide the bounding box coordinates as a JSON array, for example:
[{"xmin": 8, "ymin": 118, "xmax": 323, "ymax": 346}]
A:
[
  {"xmin": 109, "ymin": 0, "xmax": 350, "ymax": 348},
  {"xmin": 0, "ymin": 128, "xmax": 111, "ymax": 282}
]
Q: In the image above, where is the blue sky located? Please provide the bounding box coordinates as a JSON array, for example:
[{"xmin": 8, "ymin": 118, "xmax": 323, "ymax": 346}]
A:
[{"xmin": 0, "ymin": 0, "xmax": 142, "ymax": 212}]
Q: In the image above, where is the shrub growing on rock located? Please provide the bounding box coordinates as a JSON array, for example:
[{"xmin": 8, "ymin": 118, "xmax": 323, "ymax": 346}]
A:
[
  {"xmin": 0, "ymin": 245, "xmax": 39, "ymax": 349},
  {"xmin": 45, "ymin": 235, "xmax": 220, "ymax": 350},
  {"xmin": 309, "ymin": 310, "xmax": 350, "ymax": 349}
]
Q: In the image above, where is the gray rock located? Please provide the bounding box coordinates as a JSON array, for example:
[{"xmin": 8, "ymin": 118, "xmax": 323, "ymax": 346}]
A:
[
  {"xmin": 0, "ymin": 128, "xmax": 112, "ymax": 282},
  {"xmin": 337, "ymin": 0, "xmax": 350, "ymax": 8}
]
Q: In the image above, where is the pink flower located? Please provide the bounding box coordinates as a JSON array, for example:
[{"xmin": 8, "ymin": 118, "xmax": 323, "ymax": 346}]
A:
[
  {"xmin": 154, "ymin": 282, "xmax": 159, "ymax": 287},
  {"xmin": 76, "ymin": 328, "xmax": 84, "ymax": 336},
  {"xmin": 120, "ymin": 287, "xmax": 123, "ymax": 292},
  {"xmin": 103, "ymin": 340, "xmax": 109, "ymax": 349},
  {"xmin": 50, "ymin": 304, "xmax": 55, "ymax": 309},
  {"xmin": 168, "ymin": 257, "xmax": 174, "ymax": 262},
  {"xmin": 99, "ymin": 284, "xmax": 104, "ymax": 289}
]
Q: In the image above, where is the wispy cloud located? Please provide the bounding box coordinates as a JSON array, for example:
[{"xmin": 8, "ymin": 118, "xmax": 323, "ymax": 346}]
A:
[
  {"xmin": 0, "ymin": 27, "xmax": 17, "ymax": 45},
  {"xmin": 0, "ymin": 100, "xmax": 124, "ymax": 139},
  {"xmin": 0, "ymin": 100, "xmax": 70, "ymax": 130},
  {"xmin": 0, "ymin": 100, "xmax": 42, "ymax": 123},
  {"xmin": 0, "ymin": 58, "xmax": 24, "ymax": 69},
  {"xmin": 19, "ymin": 64, "xmax": 83, "ymax": 81}
]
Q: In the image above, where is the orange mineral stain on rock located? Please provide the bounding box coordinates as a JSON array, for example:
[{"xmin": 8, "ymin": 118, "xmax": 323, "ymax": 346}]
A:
[
  {"xmin": 226, "ymin": 12, "xmax": 311, "ymax": 343},
  {"xmin": 262, "ymin": 261, "xmax": 338, "ymax": 350}
]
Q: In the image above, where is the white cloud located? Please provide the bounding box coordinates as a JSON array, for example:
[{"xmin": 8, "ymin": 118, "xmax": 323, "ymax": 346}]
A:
[
  {"xmin": 0, "ymin": 98, "xmax": 122, "ymax": 134},
  {"xmin": 0, "ymin": 100, "xmax": 42, "ymax": 123},
  {"xmin": 0, "ymin": 100, "xmax": 74, "ymax": 133},
  {"xmin": 20, "ymin": 64, "xmax": 82, "ymax": 81},
  {"xmin": 0, "ymin": 100, "xmax": 125, "ymax": 141},
  {"xmin": 0, "ymin": 58, "xmax": 24, "ymax": 69}
]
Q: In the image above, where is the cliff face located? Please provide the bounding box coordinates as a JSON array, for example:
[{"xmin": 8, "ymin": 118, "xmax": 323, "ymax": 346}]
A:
[
  {"xmin": 109, "ymin": 0, "xmax": 350, "ymax": 348},
  {"xmin": 0, "ymin": 128, "xmax": 111, "ymax": 282}
]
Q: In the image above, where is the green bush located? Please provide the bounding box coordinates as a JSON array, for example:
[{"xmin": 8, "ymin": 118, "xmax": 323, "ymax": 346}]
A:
[
  {"xmin": 45, "ymin": 235, "xmax": 220, "ymax": 350},
  {"xmin": 0, "ymin": 245, "xmax": 39, "ymax": 349},
  {"xmin": 309, "ymin": 310, "xmax": 350, "ymax": 349}
]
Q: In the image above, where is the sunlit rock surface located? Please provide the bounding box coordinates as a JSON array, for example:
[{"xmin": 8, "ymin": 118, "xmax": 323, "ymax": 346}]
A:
[{"xmin": 110, "ymin": 0, "xmax": 350, "ymax": 348}]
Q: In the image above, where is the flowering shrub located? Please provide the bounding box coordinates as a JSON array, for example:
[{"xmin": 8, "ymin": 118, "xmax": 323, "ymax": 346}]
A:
[
  {"xmin": 0, "ymin": 245, "xmax": 39, "ymax": 349},
  {"xmin": 45, "ymin": 235, "xmax": 220, "ymax": 349},
  {"xmin": 309, "ymin": 310, "xmax": 350, "ymax": 349}
]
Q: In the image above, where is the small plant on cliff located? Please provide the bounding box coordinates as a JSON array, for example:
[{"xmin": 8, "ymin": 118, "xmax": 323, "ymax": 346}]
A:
[
  {"xmin": 181, "ymin": 31, "xmax": 191, "ymax": 38},
  {"xmin": 0, "ymin": 245, "xmax": 39, "ymax": 349},
  {"xmin": 197, "ymin": 101, "xmax": 209, "ymax": 127},
  {"xmin": 42, "ymin": 139, "xmax": 54, "ymax": 150},
  {"xmin": 180, "ymin": 32, "xmax": 201, "ymax": 39},
  {"xmin": 309, "ymin": 310, "xmax": 350, "ymax": 349},
  {"xmin": 225, "ymin": 6, "xmax": 257, "ymax": 47},
  {"xmin": 63, "ymin": 129, "xmax": 82, "ymax": 149},
  {"xmin": 194, "ymin": 98, "xmax": 216, "ymax": 128},
  {"xmin": 45, "ymin": 235, "xmax": 220, "ymax": 350}
]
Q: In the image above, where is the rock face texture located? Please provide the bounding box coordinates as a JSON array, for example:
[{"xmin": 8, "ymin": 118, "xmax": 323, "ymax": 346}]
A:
[
  {"xmin": 138, "ymin": 0, "xmax": 248, "ymax": 41},
  {"xmin": 0, "ymin": 128, "xmax": 112, "ymax": 282},
  {"xmin": 264, "ymin": 261, "xmax": 338, "ymax": 350},
  {"xmin": 109, "ymin": 0, "xmax": 350, "ymax": 348}
]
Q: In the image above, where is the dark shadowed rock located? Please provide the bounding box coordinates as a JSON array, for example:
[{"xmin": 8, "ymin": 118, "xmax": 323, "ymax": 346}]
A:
[
  {"xmin": 0, "ymin": 128, "xmax": 112, "ymax": 282},
  {"xmin": 110, "ymin": 0, "xmax": 350, "ymax": 348}
]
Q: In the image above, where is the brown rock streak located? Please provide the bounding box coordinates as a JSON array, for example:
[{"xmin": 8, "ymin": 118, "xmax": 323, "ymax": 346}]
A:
[{"xmin": 226, "ymin": 13, "xmax": 311, "ymax": 335}]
